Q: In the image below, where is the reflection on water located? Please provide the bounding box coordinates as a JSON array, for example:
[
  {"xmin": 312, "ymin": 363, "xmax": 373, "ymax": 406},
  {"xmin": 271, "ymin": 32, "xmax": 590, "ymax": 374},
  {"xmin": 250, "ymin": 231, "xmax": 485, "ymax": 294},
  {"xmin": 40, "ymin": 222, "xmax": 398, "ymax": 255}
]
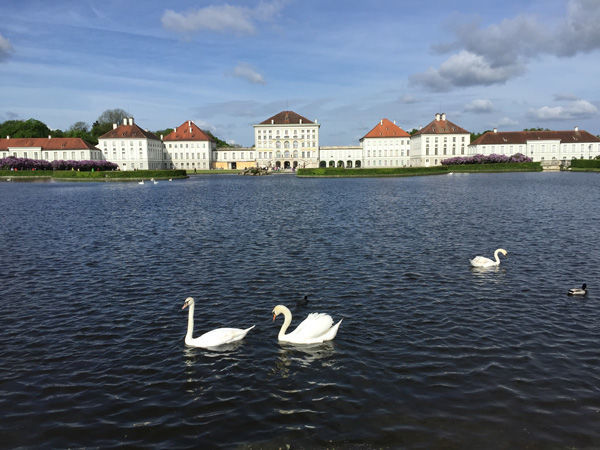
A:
[{"xmin": 272, "ymin": 342, "xmax": 336, "ymax": 378}]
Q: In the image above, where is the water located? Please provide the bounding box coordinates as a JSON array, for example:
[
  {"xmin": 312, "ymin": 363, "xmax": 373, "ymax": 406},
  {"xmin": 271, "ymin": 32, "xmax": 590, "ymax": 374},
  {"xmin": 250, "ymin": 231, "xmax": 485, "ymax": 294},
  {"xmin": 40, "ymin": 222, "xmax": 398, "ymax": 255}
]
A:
[{"xmin": 1, "ymin": 172, "xmax": 599, "ymax": 448}]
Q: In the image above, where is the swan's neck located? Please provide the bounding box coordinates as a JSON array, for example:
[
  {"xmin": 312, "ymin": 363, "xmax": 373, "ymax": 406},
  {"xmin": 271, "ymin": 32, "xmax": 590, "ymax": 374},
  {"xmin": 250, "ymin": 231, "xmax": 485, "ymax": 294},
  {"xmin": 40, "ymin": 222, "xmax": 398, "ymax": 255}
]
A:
[
  {"xmin": 186, "ymin": 303, "xmax": 195, "ymax": 341},
  {"xmin": 494, "ymin": 249, "xmax": 501, "ymax": 264},
  {"xmin": 278, "ymin": 307, "xmax": 293, "ymax": 340}
]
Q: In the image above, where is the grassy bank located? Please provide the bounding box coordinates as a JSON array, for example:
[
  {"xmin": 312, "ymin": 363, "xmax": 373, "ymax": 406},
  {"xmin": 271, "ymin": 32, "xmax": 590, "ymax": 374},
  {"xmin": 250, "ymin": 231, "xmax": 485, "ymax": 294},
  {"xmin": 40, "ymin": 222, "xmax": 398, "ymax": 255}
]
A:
[
  {"xmin": 0, "ymin": 169, "xmax": 187, "ymax": 180},
  {"xmin": 297, "ymin": 162, "xmax": 541, "ymax": 177}
]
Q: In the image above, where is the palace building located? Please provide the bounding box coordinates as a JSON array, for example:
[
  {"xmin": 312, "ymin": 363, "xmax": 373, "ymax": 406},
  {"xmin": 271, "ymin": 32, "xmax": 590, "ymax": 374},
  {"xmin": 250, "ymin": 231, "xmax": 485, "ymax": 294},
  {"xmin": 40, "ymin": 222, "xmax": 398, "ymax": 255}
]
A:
[
  {"xmin": 0, "ymin": 136, "xmax": 102, "ymax": 161},
  {"xmin": 410, "ymin": 113, "xmax": 470, "ymax": 167},
  {"xmin": 360, "ymin": 118, "xmax": 411, "ymax": 168},
  {"xmin": 469, "ymin": 127, "xmax": 600, "ymax": 162},
  {"xmin": 98, "ymin": 117, "xmax": 164, "ymax": 170},
  {"xmin": 163, "ymin": 121, "xmax": 215, "ymax": 170},
  {"xmin": 253, "ymin": 111, "xmax": 320, "ymax": 169}
]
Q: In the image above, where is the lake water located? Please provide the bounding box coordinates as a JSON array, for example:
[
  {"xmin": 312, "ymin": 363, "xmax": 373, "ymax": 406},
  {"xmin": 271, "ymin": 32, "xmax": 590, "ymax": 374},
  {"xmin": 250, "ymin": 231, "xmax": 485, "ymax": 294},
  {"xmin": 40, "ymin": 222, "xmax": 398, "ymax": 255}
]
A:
[{"xmin": 1, "ymin": 172, "xmax": 599, "ymax": 448}]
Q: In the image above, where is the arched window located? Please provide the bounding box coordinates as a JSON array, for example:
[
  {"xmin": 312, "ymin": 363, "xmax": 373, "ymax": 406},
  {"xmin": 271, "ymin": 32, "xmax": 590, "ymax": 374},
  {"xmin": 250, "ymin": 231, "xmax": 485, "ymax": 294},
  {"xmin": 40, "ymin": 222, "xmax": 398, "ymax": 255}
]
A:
[
  {"xmin": 293, "ymin": 150, "xmax": 298, "ymax": 158},
  {"xmin": 329, "ymin": 160, "xmax": 335, "ymax": 167},
  {"xmin": 284, "ymin": 141, "xmax": 290, "ymax": 149},
  {"xmin": 293, "ymin": 141, "xmax": 298, "ymax": 148},
  {"xmin": 276, "ymin": 142, "xmax": 281, "ymax": 149},
  {"xmin": 284, "ymin": 150, "xmax": 290, "ymax": 158},
  {"xmin": 276, "ymin": 151, "xmax": 281, "ymax": 158}
]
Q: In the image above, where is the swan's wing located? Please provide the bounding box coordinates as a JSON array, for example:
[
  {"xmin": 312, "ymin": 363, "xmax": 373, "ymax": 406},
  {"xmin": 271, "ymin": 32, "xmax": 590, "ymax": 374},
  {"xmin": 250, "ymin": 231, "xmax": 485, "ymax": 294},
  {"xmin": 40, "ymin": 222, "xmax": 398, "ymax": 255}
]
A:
[
  {"xmin": 470, "ymin": 256, "xmax": 493, "ymax": 266},
  {"xmin": 195, "ymin": 326, "xmax": 254, "ymax": 347},
  {"xmin": 290, "ymin": 313, "xmax": 334, "ymax": 340}
]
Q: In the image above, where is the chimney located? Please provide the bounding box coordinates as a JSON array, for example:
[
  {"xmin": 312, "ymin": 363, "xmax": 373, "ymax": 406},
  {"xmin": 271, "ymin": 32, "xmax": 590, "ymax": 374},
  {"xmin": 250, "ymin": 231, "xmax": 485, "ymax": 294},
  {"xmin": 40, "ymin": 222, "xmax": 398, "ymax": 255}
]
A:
[
  {"xmin": 271, "ymin": 119, "xmax": 274, "ymax": 124},
  {"xmin": 441, "ymin": 113, "xmax": 446, "ymax": 120},
  {"xmin": 574, "ymin": 126, "xmax": 579, "ymax": 132},
  {"xmin": 48, "ymin": 135, "xmax": 51, "ymax": 139},
  {"xmin": 435, "ymin": 113, "xmax": 440, "ymax": 121},
  {"xmin": 393, "ymin": 120, "xmax": 396, "ymax": 125},
  {"xmin": 188, "ymin": 120, "xmax": 191, "ymax": 126},
  {"xmin": 493, "ymin": 128, "xmax": 497, "ymax": 133},
  {"xmin": 113, "ymin": 123, "xmax": 117, "ymax": 129},
  {"xmin": 160, "ymin": 134, "xmax": 163, "ymax": 140},
  {"xmin": 299, "ymin": 119, "xmax": 302, "ymax": 124},
  {"xmin": 128, "ymin": 117, "xmax": 134, "ymax": 126},
  {"xmin": 6, "ymin": 135, "xmax": 9, "ymax": 139},
  {"xmin": 380, "ymin": 119, "xmax": 383, "ymax": 125},
  {"xmin": 123, "ymin": 118, "xmax": 127, "ymax": 125}
]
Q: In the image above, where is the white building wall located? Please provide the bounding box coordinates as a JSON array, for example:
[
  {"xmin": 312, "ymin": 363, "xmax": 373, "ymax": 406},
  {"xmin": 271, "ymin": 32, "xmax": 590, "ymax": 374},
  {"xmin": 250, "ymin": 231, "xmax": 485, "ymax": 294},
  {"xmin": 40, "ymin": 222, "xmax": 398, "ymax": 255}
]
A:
[
  {"xmin": 362, "ymin": 137, "xmax": 410, "ymax": 167},
  {"xmin": 411, "ymin": 133, "xmax": 469, "ymax": 166},
  {"xmin": 319, "ymin": 146, "xmax": 362, "ymax": 168},
  {"xmin": 164, "ymin": 140, "xmax": 215, "ymax": 170},
  {"xmin": 254, "ymin": 122, "xmax": 320, "ymax": 169},
  {"xmin": 3, "ymin": 145, "xmax": 102, "ymax": 162}
]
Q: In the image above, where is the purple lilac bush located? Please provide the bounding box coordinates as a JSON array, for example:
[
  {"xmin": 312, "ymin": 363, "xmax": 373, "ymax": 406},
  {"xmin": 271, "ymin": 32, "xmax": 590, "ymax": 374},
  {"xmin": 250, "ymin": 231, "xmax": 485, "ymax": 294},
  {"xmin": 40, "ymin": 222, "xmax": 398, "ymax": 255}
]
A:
[
  {"xmin": 441, "ymin": 153, "xmax": 532, "ymax": 165},
  {"xmin": 0, "ymin": 156, "xmax": 117, "ymax": 171}
]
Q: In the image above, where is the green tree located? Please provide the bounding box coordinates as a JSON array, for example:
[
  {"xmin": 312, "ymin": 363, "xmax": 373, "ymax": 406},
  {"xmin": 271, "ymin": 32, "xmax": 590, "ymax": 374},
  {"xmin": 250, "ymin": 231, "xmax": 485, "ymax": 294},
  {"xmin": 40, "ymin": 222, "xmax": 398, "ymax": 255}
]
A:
[
  {"xmin": 0, "ymin": 118, "xmax": 52, "ymax": 138},
  {"xmin": 408, "ymin": 128, "xmax": 420, "ymax": 135},
  {"xmin": 154, "ymin": 128, "xmax": 174, "ymax": 139},
  {"xmin": 471, "ymin": 130, "xmax": 491, "ymax": 142}
]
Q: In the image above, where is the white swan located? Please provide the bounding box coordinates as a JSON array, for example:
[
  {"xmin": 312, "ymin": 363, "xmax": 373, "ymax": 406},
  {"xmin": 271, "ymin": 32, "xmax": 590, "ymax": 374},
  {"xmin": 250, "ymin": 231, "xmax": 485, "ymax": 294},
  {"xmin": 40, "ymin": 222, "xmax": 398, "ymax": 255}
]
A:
[
  {"xmin": 568, "ymin": 283, "xmax": 587, "ymax": 296},
  {"xmin": 182, "ymin": 297, "xmax": 254, "ymax": 348},
  {"xmin": 138, "ymin": 180, "xmax": 144, "ymax": 185},
  {"xmin": 272, "ymin": 304, "xmax": 342, "ymax": 344},
  {"xmin": 153, "ymin": 180, "xmax": 158, "ymax": 185},
  {"xmin": 470, "ymin": 248, "xmax": 508, "ymax": 267}
]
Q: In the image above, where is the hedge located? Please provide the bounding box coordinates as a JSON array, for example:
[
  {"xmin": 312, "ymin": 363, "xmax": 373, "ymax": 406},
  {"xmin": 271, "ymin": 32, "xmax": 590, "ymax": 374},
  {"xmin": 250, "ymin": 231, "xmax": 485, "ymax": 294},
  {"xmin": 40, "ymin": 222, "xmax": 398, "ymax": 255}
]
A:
[
  {"xmin": 570, "ymin": 159, "xmax": 600, "ymax": 169},
  {"xmin": 297, "ymin": 167, "xmax": 448, "ymax": 177},
  {"xmin": 445, "ymin": 162, "xmax": 542, "ymax": 172}
]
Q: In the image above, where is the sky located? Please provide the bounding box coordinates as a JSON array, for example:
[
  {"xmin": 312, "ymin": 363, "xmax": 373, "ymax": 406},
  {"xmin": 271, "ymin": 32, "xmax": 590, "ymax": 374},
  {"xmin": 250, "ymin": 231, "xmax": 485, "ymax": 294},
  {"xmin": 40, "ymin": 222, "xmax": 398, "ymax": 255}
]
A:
[{"xmin": 1, "ymin": 0, "xmax": 599, "ymax": 146}]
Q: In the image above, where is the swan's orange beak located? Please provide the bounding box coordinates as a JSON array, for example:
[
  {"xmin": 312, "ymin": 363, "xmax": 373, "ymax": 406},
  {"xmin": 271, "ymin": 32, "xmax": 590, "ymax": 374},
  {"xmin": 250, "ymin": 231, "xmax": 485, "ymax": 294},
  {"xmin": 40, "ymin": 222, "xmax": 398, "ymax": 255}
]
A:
[
  {"xmin": 182, "ymin": 304, "xmax": 188, "ymax": 310},
  {"xmin": 272, "ymin": 313, "xmax": 276, "ymax": 321}
]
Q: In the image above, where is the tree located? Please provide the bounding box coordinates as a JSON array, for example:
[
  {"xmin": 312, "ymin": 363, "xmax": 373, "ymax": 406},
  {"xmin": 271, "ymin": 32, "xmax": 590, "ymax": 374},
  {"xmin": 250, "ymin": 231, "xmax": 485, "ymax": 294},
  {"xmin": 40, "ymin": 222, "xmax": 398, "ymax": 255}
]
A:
[
  {"xmin": 471, "ymin": 130, "xmax": 491, "ymax": 142},
  {"xmin": 0, "ymin": 118, "xmax": 52, "ymax": 138},
  {"xmin": 96, "ymin": 108, "xmax": 130, "ymax": 125},
  {"xmin": 69, "ymin": 121, "xmax": 90, "ymax": 132},
  {"xmin": 154, "ymin": 128, "xmax": 174, "ymax": 139},
  {"xmin": 408, "ymin": 128, "xmax": 420, "ymax": 135}
]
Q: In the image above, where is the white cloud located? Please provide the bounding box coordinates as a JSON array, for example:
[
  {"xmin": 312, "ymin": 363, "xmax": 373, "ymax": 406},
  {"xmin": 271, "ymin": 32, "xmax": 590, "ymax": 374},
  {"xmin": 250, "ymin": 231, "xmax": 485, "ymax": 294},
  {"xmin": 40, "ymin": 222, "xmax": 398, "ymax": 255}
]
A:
[
  {"xmin": 0, "ymin": 33, "xmax": 13, "ymax": 61},
  {"xmin": 412, "ymin": 51, "xmax": 522, "ymax": 91},
  {"xmin": 162, "ymin": 1, "xmax": 287, "ymax": 36},
  {"xmin": 529, "ymin": 99, "xmax": 598, "ymax": 120},
  {"xmin": 413, "ymin": 0, "xmax": 600, "ymax": 90},
  {"xmin": 399, "ymin": 94, "xmax": 418, "ymax": 104},
  {"xmin": 464, "ymin": 98, "xmax": 494, "ymax": 113},
  {"xmin": 232, "ymin": 63, "xmax": 265, "ymax": 84},
  {"xmin": 497, "ymin": 117, "xmax": 518, "ymax": 127}
]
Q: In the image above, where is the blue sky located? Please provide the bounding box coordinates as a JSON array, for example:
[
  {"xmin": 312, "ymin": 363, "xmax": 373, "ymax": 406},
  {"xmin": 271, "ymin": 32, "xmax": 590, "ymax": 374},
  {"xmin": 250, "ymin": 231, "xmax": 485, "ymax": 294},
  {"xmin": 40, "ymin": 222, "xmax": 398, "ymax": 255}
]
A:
[{"xmin": 1, "ymin": 0, "xmax": 599, "ymax": 146}]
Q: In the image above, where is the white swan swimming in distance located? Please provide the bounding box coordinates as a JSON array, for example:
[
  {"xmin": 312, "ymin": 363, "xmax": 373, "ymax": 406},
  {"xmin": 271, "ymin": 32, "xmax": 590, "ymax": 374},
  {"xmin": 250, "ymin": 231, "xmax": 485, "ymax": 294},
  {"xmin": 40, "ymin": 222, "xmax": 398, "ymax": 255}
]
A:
[
  {"xmin": 470, "ymin": 248, "xmax": 508, "ymax": 267},
  {"xmin": 272, "ymin": 304, "xmax": 342, "ymax": 344},
  {"xmin": 568, "ymin": 283, "xmax": 587, "ymax": 296},
  {"xmin": 182, "ymin": 297, "xmax": 254, "ymax": 348}
]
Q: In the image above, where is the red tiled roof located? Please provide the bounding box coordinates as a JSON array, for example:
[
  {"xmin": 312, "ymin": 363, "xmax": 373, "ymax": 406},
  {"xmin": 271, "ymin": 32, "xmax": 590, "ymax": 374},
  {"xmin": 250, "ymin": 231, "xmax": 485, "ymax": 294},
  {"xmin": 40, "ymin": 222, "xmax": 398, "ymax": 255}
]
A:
[
  {"xmin": 99, "ymin": 123, "xmax": 160, "ymax": 140},
  {"xmin": 414, "ymin": 116, "xmax": 470, "ymax": 135},
  {"xmin": 361, "ymin": 118, "xmax": 410, "ymax": 140},
  {"xmin": 0, "ymin": 137, "xmax": 97, "ymax": 151},
  {"xmin": 260, "ymin": 111, "xmax": 314, "ymax": 125},
  {"xmin": 163, "ymin": 121, "xmax": 212, "ymax": 141},
  {"xmin": 471, "ymin": 129, "xmax": 600, "ymax": 146}
]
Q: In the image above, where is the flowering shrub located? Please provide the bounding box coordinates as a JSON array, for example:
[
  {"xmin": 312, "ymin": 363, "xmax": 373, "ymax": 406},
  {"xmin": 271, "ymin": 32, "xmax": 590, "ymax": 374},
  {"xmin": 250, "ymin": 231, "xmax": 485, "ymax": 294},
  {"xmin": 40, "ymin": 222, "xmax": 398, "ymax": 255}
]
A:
[
  {"xmin": 0, "ymin": 156, "xmax": 52, "ymax": 170},
  {"xmin": 0, "ymin": 156, "xmax": 117, "ymax": 171},
  {"xmin": 441, "ymin": 153, "xmax": 532, "ymax": 165},
  {"xmin": 50, "ymin": 160, "xmax": 118, "ymax": 171}
]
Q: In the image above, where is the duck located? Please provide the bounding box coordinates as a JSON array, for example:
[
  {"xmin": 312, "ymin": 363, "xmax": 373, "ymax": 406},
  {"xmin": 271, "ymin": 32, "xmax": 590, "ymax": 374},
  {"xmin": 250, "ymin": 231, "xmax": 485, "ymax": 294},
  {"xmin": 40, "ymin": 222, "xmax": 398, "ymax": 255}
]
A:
[
  {"xmin": 182, "ymin": 297, "xmax": 255, "ymax": 348},
  {"xmin": 296, "ymin": 295, "xmax": 309, "ymax": 307},
  {"xmin": 568, "ymin": 283, "xmax": 587, "ymax": 296},
  {"xmin": 470, "ymin": 248, "xmax": 508, "ymax": 268},
  {"xmin": 272, "ymin": 304, "xmax": 342, "ymax": 344}
]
